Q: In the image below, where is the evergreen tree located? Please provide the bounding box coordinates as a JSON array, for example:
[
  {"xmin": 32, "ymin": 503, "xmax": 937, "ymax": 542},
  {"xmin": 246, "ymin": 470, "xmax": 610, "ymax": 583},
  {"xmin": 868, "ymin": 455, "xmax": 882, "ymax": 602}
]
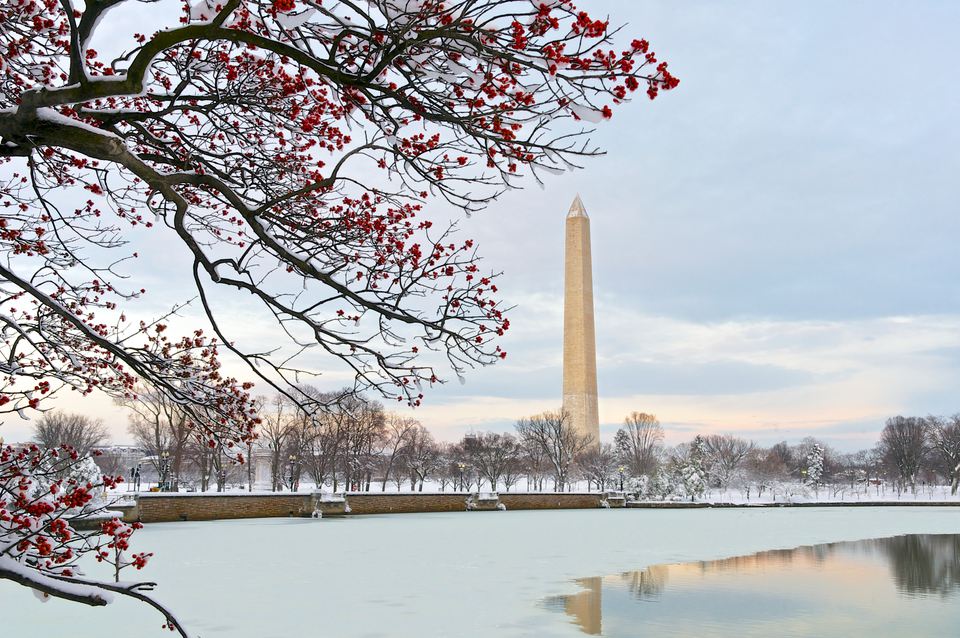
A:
[
  {"xmin": 806, "ymin": 443, "xmax": 825, "ymax": 498},
  {"xmin": 678, "ymin": 436, "xmax": 708, "ymax": 501}
]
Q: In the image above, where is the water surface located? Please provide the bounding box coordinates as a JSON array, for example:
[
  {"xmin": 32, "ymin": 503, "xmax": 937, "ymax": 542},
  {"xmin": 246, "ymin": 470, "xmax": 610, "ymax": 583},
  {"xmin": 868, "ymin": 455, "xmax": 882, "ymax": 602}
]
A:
[{"xmin": 546, "ymin": 534, "xmax": 960, "ymax": 637}]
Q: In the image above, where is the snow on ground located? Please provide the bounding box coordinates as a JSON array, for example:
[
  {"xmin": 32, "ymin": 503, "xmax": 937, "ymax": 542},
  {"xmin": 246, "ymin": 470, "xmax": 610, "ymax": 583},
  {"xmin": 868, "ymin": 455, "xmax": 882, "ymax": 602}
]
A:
[
  {"xmin": 691, "ymin": 484, "xmax": 960, "ymax": 504},
  {"xmin": 108, "ymin": 481, "xmax": 960, "ymax": 505},
  {"xmin": 3, "ymin": 507, "xmax": 959, "ymax": 637}
]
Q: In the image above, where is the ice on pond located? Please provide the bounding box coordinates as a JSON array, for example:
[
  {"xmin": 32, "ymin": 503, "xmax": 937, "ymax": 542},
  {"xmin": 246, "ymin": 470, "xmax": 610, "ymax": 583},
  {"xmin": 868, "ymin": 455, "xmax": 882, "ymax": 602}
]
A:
[{"xmin": 1, "ymin": 507, "xmax": 959, "ymax": 637}]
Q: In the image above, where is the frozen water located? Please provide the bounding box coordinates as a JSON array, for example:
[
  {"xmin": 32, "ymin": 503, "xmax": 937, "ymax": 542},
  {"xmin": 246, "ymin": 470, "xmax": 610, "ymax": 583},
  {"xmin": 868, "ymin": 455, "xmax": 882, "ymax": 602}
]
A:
[{"xmin": 2, "ymin": 507, "xmax": 959, "ymax": 637}]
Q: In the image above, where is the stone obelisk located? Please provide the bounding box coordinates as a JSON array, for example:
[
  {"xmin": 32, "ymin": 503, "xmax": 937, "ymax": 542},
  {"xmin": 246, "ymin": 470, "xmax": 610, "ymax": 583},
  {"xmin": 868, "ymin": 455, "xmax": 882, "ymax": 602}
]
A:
[{"xmin": 562, "ymin": 195, "xmax": 600, "ymax": 444}]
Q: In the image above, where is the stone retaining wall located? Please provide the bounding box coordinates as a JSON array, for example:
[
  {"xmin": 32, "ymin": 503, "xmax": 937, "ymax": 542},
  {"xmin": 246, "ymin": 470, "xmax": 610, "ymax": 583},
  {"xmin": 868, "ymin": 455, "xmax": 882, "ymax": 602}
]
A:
[
  {"xmin": 129, "ymin": 493, "xmax": 960, "ymax": 524},
  {"xmin": 132, "ymin": 492, "xmax": 609, "ymax": 523},
  {"xmin": 346, "ymin": 493, "xmax": 469, "ymax": 515},
  {"xmin": 498, "ymin": 493, "xmax": 602, "ymax": 510},
  {"xmin": 137, "ymin": 493, "xmax": 313, "ymax": 523}
]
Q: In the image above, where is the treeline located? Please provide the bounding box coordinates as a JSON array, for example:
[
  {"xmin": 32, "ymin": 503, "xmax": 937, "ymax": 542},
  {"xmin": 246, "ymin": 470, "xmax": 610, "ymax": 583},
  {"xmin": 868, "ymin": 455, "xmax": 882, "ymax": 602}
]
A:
[
  {"xmin": 31, "ymin": 396, "xmax": 960, "ymax": 498},
  {"xmin": 585, "ymin": 413, "xmax": 960, "ymax": 499}
]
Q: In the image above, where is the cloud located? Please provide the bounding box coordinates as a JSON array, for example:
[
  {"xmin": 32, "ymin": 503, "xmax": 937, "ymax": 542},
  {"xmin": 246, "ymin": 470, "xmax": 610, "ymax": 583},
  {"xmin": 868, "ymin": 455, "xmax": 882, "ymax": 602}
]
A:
[{"xmin": 403, "ymin": 295, "xmax": 960, "ymax": 450}]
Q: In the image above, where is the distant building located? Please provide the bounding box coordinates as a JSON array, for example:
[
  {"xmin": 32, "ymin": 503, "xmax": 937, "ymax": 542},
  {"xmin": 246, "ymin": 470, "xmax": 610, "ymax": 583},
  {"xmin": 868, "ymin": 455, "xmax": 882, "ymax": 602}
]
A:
[{"xmin": 92, "ymin": 445, "xmax": 148, "ymax": 479}]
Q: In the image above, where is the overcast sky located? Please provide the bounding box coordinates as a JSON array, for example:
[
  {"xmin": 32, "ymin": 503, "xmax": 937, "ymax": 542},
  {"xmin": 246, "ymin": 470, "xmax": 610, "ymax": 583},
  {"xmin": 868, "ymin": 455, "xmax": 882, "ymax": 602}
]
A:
[{"xmin": 5, "ymin": 1, "xmax": 959, "ymax": 451}]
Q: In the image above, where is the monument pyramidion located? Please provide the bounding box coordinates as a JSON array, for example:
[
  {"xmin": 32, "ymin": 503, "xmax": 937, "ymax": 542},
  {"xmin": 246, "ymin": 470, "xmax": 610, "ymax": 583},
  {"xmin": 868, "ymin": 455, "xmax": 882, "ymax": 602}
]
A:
[{"xmin": 562, "ymin": 195, "xmax": 600, "ymax": 445}]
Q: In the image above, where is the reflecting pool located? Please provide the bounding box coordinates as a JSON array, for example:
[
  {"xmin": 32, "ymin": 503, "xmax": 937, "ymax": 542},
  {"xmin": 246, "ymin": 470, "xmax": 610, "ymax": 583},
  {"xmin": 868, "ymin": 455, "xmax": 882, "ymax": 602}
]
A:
[{"xmin": 545, "ymin": 534, "xmax": 960, "ymax": 637}]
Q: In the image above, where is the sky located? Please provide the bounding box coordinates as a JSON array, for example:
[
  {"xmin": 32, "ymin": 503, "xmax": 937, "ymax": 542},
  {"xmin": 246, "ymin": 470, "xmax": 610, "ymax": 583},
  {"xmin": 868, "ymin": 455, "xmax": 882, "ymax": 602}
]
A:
[{"xmin": 4, "ymin": 1, "xmax": 959, "ymax": 450}]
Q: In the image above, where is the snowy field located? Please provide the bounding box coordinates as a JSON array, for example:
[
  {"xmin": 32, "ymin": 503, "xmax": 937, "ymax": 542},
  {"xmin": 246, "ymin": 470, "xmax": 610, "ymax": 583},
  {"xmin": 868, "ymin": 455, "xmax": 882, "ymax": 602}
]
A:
[{"xmin": 4, "ymin": 507, "xmax": 960, "ymax": 638}]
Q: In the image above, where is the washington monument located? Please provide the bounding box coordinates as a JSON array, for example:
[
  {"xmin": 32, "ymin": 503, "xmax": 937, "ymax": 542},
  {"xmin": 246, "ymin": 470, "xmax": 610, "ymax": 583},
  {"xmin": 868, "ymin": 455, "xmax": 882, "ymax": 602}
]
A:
[{"xmin": 562, "ymin": 195, "xmax": 600, "ymax": 444}]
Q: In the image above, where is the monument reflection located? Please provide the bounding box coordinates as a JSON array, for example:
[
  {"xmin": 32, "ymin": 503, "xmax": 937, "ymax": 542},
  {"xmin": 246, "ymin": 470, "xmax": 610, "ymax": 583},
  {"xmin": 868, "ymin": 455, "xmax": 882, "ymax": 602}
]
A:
[{"xmin": 546, "ymin": 534, "xmax": 960, "ymax": 637}]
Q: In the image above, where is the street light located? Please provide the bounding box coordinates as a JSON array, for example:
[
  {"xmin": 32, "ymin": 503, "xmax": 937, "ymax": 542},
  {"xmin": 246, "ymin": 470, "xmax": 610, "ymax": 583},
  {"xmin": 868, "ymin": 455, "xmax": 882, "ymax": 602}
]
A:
[
  {"xmin": 160, "ymin": 451, "xmax": 170, "ymax": 492},
  {"xmin": 457, "ymin": 462, "xmax": 466, "ymax": 492},
  {"xmin": 618, "ymin": 465, "xmax": 626, "ymax": 491},
  {"xmin": 288, "ymin": 454, "xmax": 298, "ymax": 492}
]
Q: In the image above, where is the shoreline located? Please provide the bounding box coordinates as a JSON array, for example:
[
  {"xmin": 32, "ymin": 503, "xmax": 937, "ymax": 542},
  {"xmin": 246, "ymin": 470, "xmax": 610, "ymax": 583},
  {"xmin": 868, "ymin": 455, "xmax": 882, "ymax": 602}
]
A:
[{"xmin": 102, "ymin": 491, "xmax": 960, "ymax": 524}]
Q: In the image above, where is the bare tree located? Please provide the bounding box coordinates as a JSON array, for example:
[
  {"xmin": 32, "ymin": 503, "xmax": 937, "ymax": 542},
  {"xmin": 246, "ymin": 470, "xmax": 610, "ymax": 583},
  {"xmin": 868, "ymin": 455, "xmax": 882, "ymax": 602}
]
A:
[
  {"xmin": 33, "ymin": 411, "xmax": 109, "ymax": 457},
  {"xmin": 303, "ymin": 414, "xmax": 338, "ymax": 492},
  {"xmin": 210, "ymin": 446, "xmax": 243, "ymax": 492},
  {"xmin": 578, "ymin": 442, "xmax": 618, "ymax": 491},
  {"xmin": 500, "ymin": 446, "xmax": 526, "ymax": 493},
  {"xmin": 703, "ymin": 434, "xmax": 755, "ymax": 488},
  {"xmin": 434, "ymin": 444, "xmax": 458, "ymax": 492},
  {"xmin": 768, "ymin": 441, "xmax": 797, "ymax": 476},
  {"xmin": 880, "ymin": 416, "xmax": 930, "ymax": 494},
  {"xmin": 282, "ymin": 411, "xmax": 319, "ymax": 492},
  {"xmin": 515, "ymin": 409, "xmax": 593, "ymax": 491},
  {"xmin": 258, "ymin": 395, "xmax": 294, "ymax": 492},
  {"xmin": 341, "ymin": 399, "xmax": 386, "ymax": 491},
  {"xmin": 929, "ymin": 415, "xmax": 960, "ymax": 495},
  {"xmin": 378, "ymin": 414, "xmax": 418, "ymax": 491},
  {"xmin": 121, "ymin": 391, "xmax": 194, "ymax": 491},
  {"xmin": 520, "ymin": 435, "xmax": 549, "ymax": 491},
  {"xmin": 406, "ymin": 426, "xmax": 441, "ymax": 491},
  {"xmin": 461, "ymin": 432, "xmax": 522, "ymax": 491},
  {"xmin": 744, "ymin": 446, "xmax": 791, "ymax": 498},
  {"xmin": 614, "ymin": 412, "xmax": 664, "ymax": 478}
]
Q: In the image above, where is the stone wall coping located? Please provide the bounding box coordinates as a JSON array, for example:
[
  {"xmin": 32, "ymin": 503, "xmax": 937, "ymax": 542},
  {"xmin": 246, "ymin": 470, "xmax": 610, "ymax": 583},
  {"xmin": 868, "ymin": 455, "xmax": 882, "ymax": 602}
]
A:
[
  {"xmin": 137, "ymin": 492, "xmax": 311, "ymax": 498},
  {"xmin": 135, "ymin": 490, "xmax": 606, "ymax": 498},
  {"xmin": 105, "ymin": 501, "xmax": 139, "ymax": 510}
]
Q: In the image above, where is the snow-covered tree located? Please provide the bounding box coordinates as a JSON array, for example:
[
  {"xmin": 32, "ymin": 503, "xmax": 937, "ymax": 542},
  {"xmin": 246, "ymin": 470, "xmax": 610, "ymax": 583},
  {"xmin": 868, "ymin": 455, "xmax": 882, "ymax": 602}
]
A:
[
  {"xmin": 0, "ymin": 445, "xmax": 172, "ymax": 627},
  {"xmin": 676, "ymin": 460, "xmax": 707, "ymax": 502},
  {"xmin": 1, "ymin": 0, "xmax": 677, "ymax": 630},
  {"xmin": 805, "ymin": 442, "xmax": 824, "ymax": 498},
  {"xmin": 631, "ymin": 467, "xmax": 678, "ymax": 501},
  {"xmin": 678, "ymin": 436, "xmax": 708, "ymax": 501}
]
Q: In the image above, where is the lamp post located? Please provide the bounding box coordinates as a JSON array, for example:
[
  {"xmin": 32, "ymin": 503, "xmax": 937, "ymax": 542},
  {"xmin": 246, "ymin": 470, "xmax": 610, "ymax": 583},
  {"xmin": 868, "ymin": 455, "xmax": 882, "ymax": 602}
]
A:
[
  {"xmin": 160, "ymin": 451, "xmax": 170, "ymax": 492},
  {"xmin": 457, "ymin": 462, "xmax": 466, "ymax": 492},
  {"xmin": 618, "ymin": 465, "xmax": 626, "ymax": 492},
  {"xmin": 288, "ymin": 454, "xmax": 298, "ymax": 492}
]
